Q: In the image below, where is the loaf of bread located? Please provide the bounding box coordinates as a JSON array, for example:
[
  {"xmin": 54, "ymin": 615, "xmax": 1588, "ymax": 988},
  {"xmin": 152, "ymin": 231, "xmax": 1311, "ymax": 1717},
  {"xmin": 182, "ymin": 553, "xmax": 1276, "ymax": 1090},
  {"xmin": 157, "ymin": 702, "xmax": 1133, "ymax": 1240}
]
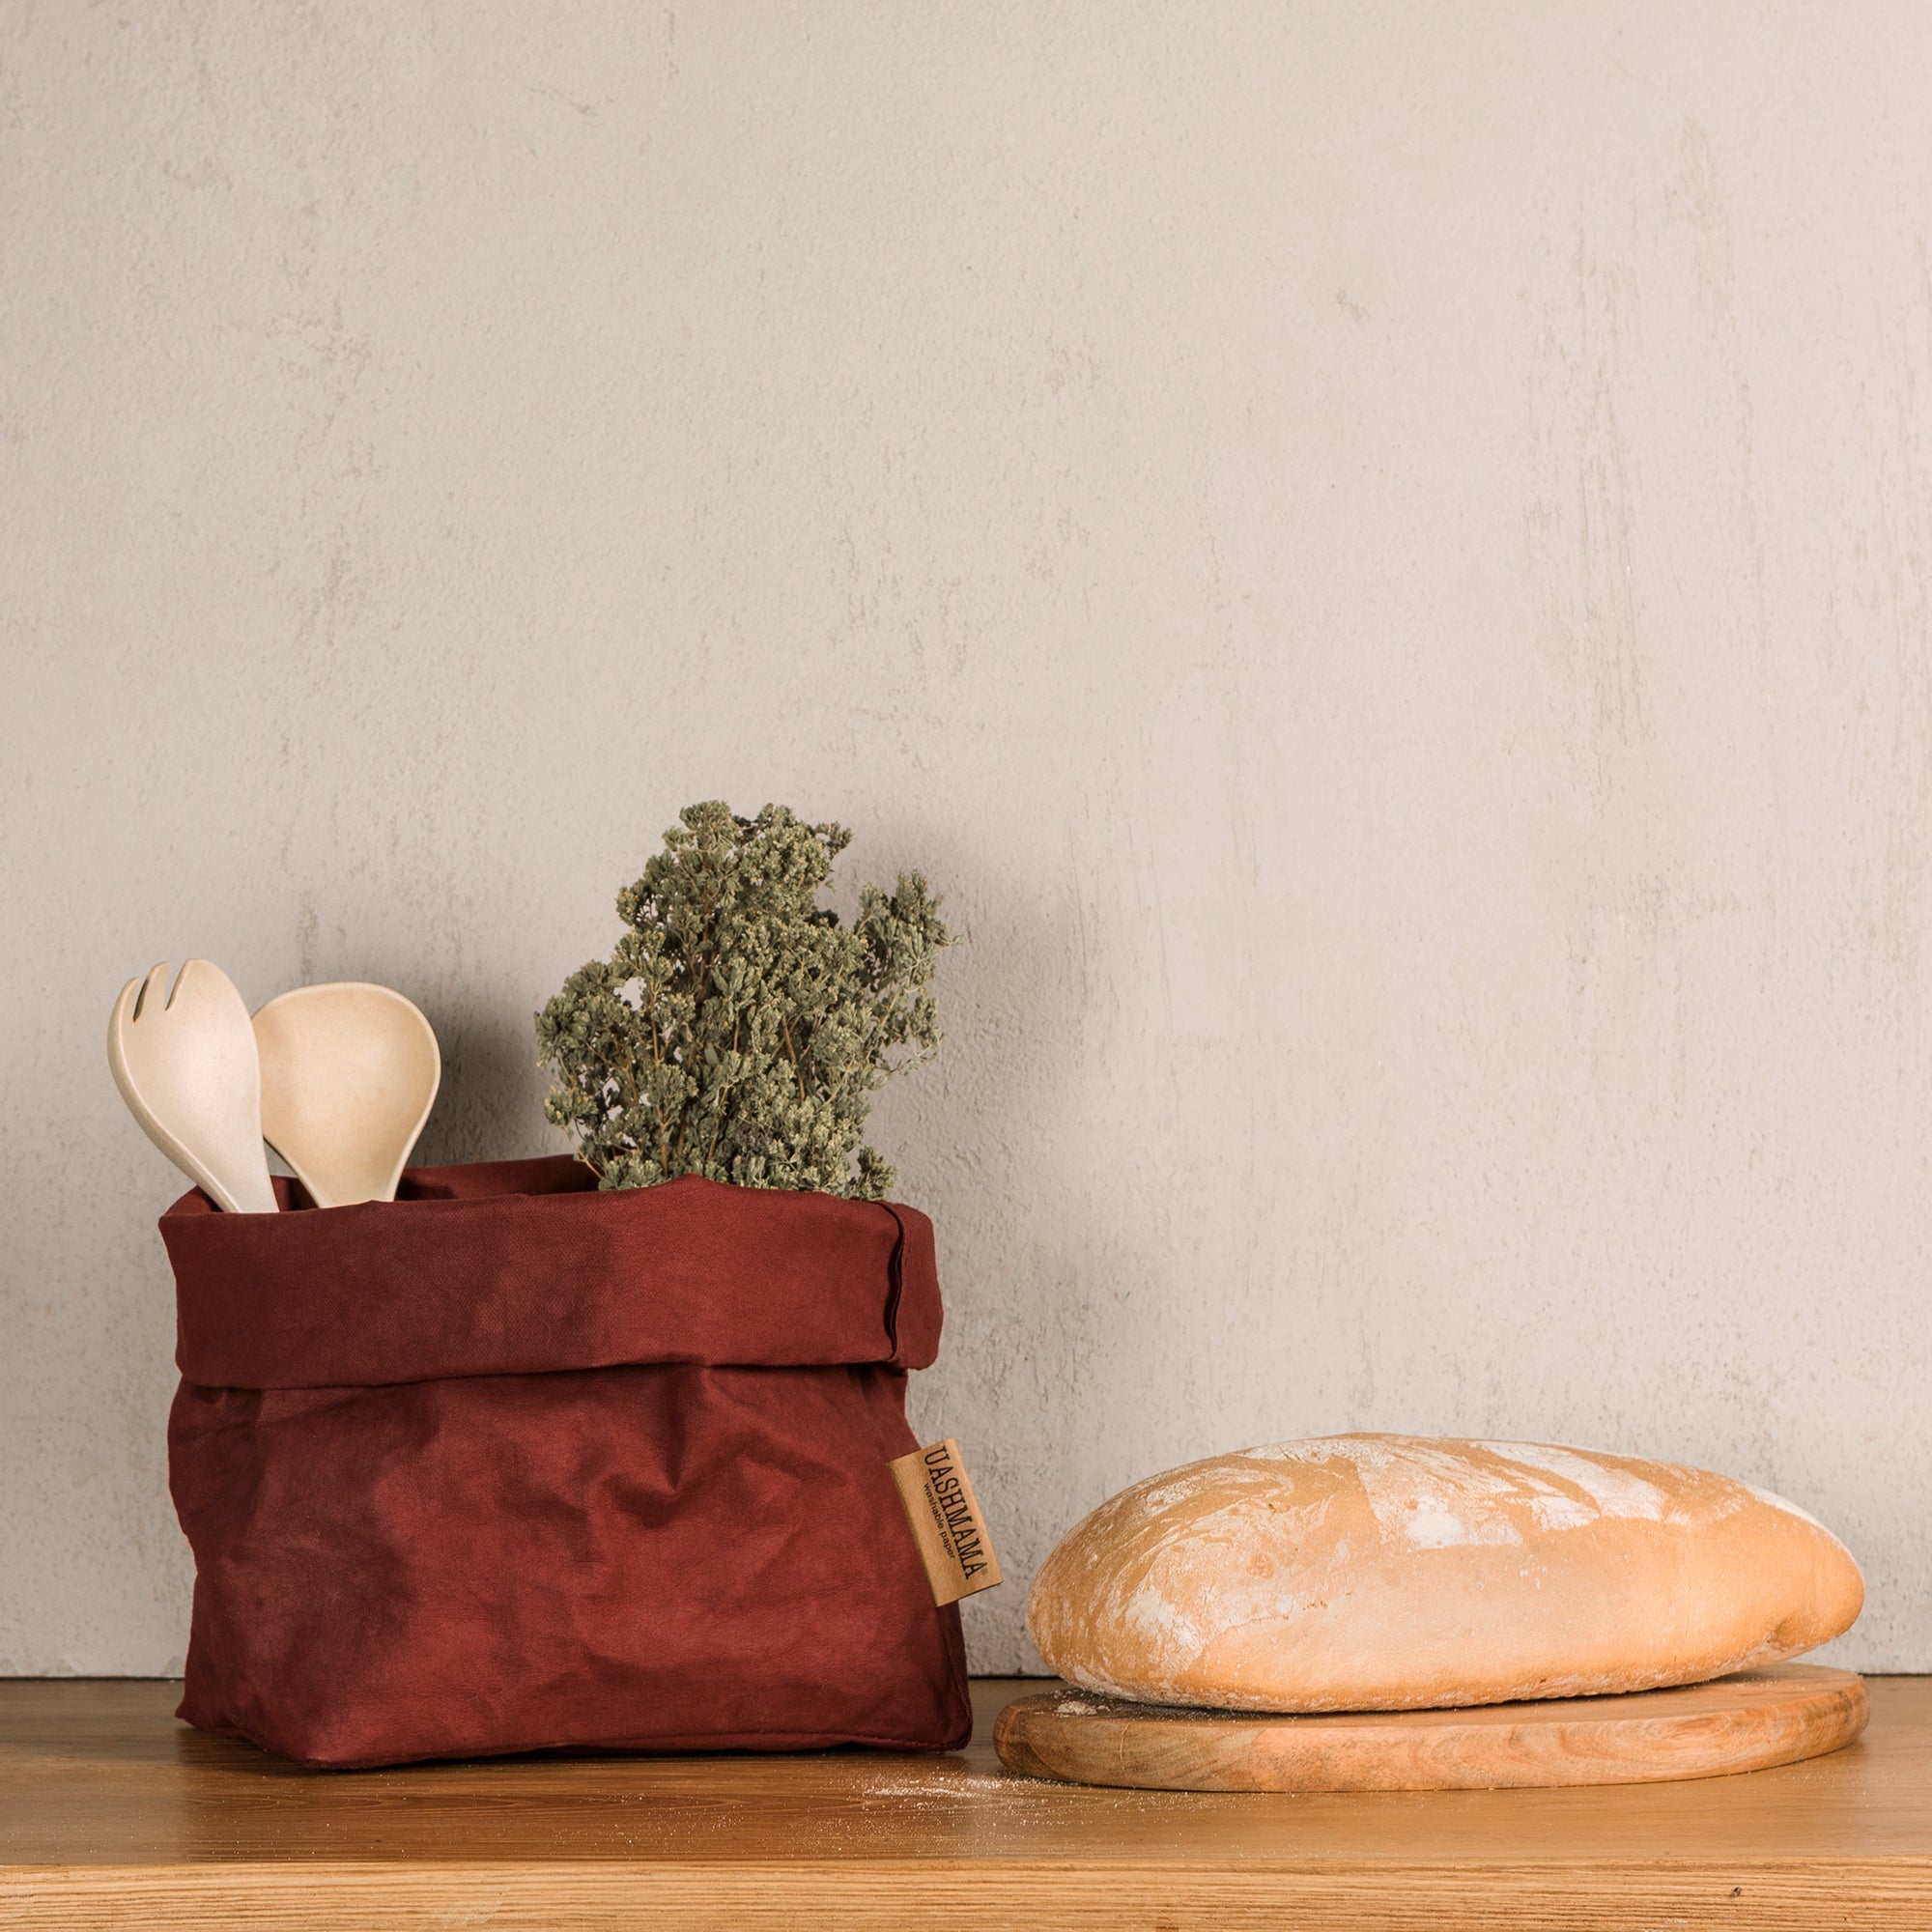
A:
[{"xmin": 1026, "ymin": 1435, "xmax": 1862, "ymax": 1712}]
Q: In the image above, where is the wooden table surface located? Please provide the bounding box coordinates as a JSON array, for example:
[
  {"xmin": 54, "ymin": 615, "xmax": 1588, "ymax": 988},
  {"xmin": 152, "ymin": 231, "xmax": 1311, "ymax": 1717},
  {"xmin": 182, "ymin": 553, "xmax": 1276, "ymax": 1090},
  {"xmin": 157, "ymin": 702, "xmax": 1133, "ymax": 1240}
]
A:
[{"xmin": 3, "ymin": 1675, "xmax": 1930, "ymax": 1929}]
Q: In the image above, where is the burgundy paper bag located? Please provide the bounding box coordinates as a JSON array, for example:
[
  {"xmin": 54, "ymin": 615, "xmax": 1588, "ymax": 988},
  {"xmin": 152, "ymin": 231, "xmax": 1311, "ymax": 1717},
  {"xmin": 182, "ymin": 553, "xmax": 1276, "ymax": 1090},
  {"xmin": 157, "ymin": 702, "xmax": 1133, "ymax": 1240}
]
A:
[{"xmin": 158, "ymin": 1155, "xmax": 971, "ymax": 1769}]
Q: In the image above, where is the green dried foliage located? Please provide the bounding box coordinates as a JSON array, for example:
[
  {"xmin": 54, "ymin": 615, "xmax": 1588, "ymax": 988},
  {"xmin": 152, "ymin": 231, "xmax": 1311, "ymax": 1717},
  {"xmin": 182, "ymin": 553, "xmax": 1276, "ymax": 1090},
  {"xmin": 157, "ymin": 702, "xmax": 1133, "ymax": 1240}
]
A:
[{"xmin": 535, "ymin": 802, "xmax": 949, "ymax": 1200}]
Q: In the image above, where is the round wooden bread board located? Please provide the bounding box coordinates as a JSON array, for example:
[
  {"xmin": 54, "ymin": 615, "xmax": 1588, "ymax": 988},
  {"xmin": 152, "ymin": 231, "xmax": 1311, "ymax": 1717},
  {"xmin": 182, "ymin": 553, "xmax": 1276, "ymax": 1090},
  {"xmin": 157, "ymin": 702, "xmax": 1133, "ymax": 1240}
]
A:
[{"xmin": 993, "ymin": 1665, "xmax": 1867, "ymax": 1792}]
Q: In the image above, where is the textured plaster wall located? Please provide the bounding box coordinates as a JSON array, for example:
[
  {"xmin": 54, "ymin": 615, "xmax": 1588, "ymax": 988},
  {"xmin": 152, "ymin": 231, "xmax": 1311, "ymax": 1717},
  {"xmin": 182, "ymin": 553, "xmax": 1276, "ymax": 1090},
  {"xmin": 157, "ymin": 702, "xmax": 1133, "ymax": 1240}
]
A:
[{"xmin": 5, "ymin": 2, "xmax": 1932, "ymax": 1675}]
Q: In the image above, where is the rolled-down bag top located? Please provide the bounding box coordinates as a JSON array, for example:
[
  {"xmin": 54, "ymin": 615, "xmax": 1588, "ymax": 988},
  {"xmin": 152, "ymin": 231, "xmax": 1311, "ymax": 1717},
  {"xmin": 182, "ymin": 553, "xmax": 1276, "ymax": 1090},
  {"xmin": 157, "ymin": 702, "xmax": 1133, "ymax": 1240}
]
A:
[{"xmin": 160, "ymin": 1154, "xmax": 970, "ymax": 1769}]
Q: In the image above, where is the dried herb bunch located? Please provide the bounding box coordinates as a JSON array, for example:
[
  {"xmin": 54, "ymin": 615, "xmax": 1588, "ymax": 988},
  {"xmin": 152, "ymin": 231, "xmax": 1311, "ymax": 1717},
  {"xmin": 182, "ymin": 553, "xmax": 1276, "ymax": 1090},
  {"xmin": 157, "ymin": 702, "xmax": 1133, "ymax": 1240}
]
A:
[{"xmin": 536, "ymin": 802, "xmax": 949, "ymax": 1199}]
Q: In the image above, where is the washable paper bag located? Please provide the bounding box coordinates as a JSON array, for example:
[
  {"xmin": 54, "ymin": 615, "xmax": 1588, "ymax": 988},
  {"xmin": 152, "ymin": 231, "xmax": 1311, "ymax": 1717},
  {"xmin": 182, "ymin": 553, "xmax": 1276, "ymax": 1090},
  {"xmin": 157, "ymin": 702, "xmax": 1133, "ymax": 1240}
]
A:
[{"xmin": 158, "ymin": 1154, "xmax": 970, "ymax": 1769}]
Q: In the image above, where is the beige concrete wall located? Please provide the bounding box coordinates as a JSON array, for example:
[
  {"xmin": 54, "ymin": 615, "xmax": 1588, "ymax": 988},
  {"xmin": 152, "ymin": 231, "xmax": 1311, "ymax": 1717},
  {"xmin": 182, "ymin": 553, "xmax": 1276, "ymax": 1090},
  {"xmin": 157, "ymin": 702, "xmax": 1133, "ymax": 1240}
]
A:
[{"xmin": 5, "ymin": 2, "xmax": 1930, "ymax": 1675}]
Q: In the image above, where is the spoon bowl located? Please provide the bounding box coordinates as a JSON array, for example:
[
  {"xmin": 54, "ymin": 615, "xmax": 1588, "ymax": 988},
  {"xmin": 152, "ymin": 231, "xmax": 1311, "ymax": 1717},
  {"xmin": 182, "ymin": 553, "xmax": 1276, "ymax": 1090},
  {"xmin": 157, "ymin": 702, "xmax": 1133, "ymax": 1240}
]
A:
[{"xmin": 252, "ymin": 983, "xmax": 440, "ymax": 1208}]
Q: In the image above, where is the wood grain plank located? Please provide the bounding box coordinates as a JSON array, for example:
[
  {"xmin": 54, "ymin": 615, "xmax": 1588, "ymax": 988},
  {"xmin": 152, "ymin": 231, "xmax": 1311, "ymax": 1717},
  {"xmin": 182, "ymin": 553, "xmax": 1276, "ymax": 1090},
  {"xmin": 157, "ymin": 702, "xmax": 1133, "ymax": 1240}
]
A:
[
  {"xmin": 1, "ymin": 1678, "xmax": 1929, "ymax": 1929},
  {"xmin": 8, "ymin": 1859, "xmax": 1932, "ymax": 1932}
]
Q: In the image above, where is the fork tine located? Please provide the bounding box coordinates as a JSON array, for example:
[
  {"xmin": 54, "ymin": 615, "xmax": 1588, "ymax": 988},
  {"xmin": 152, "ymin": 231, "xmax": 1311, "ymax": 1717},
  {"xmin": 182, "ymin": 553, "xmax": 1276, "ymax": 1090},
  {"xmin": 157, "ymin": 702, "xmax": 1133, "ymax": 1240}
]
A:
[
  {"xmin": 107, "ymin": 970, "xmax": 154, "ymax": 1106},
  {"xmin": 167, "ymin": 959, "xmax": 217, "ymax": 1010},
  {"xmin": 132, "ymin": 962, "xmax": 173, "ymax": 1022},
  {"xmin": 111, "ymin": 974, "xmax": 143, "ymax": 1032}
]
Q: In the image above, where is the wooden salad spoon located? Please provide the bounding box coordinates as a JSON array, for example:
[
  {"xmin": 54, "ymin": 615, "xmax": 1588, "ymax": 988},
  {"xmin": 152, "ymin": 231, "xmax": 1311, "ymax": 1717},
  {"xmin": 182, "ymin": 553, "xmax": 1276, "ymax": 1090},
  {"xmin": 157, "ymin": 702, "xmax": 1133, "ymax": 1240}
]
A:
[{"xmin": 251, "ymin": 982, "xmax": 440, "ymax": 1208}]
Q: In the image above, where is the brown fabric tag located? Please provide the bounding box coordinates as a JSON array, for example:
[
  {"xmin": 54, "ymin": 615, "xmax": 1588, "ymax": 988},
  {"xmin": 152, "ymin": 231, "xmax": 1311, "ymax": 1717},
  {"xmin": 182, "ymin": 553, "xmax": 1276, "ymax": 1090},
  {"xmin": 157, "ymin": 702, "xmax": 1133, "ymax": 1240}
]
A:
[{"xmin": 890, "ymin": 1438, "xmax": 1003, "ymax": 1606}]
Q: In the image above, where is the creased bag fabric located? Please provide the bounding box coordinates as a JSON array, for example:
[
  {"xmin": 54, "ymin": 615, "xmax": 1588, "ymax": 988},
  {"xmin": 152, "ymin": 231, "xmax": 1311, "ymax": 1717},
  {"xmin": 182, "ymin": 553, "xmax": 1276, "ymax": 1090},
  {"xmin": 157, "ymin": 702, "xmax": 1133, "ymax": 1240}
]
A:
[{"xmin": 159, "ymin": 1155, "xmax": 970, "ymax": 1769}]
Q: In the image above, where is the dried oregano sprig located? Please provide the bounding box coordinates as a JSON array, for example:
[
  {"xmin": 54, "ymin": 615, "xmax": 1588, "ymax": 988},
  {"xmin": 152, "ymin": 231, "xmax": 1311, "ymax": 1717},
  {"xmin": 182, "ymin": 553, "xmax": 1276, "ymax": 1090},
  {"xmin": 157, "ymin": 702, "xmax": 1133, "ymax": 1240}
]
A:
[{"xmin": 535, "ymin": 802, "xmax": 949, "ymax": 1199}]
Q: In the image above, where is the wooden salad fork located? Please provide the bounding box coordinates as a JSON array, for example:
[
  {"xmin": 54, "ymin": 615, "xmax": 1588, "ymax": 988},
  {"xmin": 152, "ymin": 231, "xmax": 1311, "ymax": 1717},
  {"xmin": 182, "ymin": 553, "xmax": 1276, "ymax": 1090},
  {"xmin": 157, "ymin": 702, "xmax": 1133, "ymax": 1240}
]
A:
[{"xmin": 107, "ymin": 960, "xmax": 279, "ymax": 1212}]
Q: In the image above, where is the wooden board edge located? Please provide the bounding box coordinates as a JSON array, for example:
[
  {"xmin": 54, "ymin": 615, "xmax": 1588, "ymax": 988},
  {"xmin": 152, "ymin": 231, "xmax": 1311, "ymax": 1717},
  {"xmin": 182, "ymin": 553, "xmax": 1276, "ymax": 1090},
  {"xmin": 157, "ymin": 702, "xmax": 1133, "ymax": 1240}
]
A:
[{"xmin": 993, "ymin": 1672, "xmax": 1871, "ymax": 1793}]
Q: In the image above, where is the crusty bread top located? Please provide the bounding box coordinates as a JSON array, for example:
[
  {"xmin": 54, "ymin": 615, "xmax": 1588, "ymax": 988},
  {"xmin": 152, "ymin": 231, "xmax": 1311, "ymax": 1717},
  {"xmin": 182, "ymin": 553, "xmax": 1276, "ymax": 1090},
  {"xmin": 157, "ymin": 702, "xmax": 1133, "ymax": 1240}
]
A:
[{"xmin": 1026, "ymin": 1434, "xmax": 1863, "ymax": 1712}]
